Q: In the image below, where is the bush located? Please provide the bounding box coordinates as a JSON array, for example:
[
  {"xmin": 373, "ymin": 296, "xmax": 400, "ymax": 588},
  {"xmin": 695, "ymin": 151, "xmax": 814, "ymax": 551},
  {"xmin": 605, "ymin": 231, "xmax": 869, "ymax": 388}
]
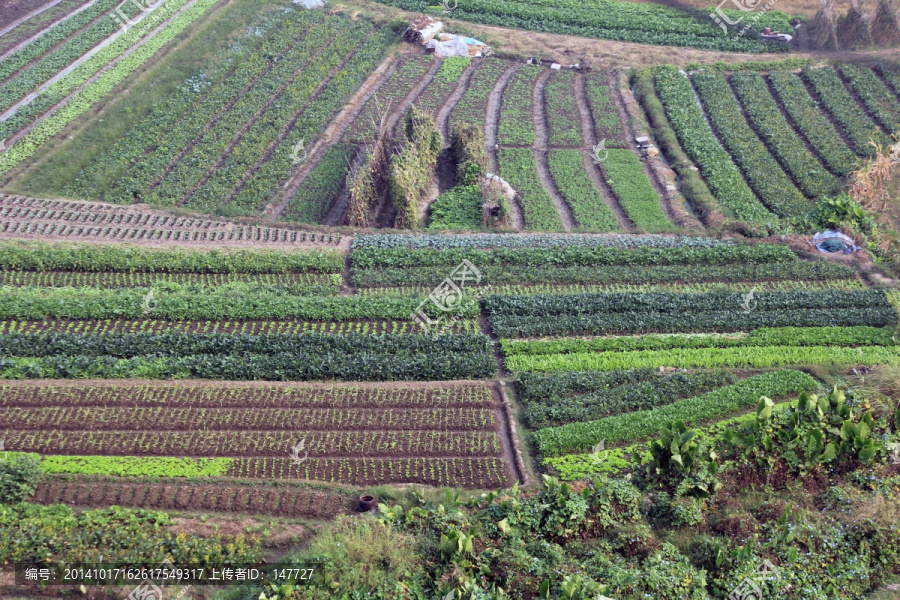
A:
[{"xmin": 0, "ymin": 455, "xmax": 42, "ymax": 504}]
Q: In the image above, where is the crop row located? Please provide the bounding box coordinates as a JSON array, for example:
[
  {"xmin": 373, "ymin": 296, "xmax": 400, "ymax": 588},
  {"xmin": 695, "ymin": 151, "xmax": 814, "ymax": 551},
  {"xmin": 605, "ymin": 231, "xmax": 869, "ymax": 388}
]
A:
[
  {"xmin": 692, "ymin": 70, "xmax": 809, "ymax": 218},
  {"xmin": 501, "ymin": 326, "xmax": 896, "ymax": 356},
  {"xmin": 0, "ymin": 331, "xmax": 492, "ymax": 358},
  {"xmin": 359, "ymin": 278, "xmax": 866, "ymax": 297},
  {"xmin": 449, "ymin": 58, "xmax": 511, "ymax": 130},
  {"xmin": 228, "ymin": 457, "xmax": 510, "ymax": 487},
  {"xmin": 0, "ymin": 0, "xmax": 129, "ymax": 112},
  {"xmin": 146, "ymin": 16, "xmax": 348, "ymax": 209},
  {"xmin": 837, "ymin": 64, "xmax": 900, "ymax": 134},
  {"xmin": 0, "ymin": 318, "xmax": 481, "ymax": 336},
  {"xmin": 599, "ymin": 149, "xmax": 672, "ymax": 231},
  {"xmin": 584, "ymin": 72, "xmax": 627, "ymax": 145},
  {"xmin": 350, "ymin": 260, "xmax": 856, "ymax": 288},
  {"xmin": 351, "ymin": 233, "xmax": 731, "ymax": 249},
  {"xmin": 546, "ymin": 150, "xmax": 619, "ymax": 231},
  {"xmin": 544, "ymin": 70, "xmax": 582, "ymax": 146},
  {"xmin": 0, "ymin": 287, "xmax": 481, "ymax": 320},
  {"xmin": 497, "ymin": 147, "xmax": 562, "ymax": 230},
  {"xmin": 0, "ymin": 0, "xmax": 90, "ymax": 56},
  {"xmin": 729, "ymin": 71, "xmax": 840, "ymax": 198},
  {"xmin": 497, "ymin": 64, "xmax": 541, "ymax": 146},
  {"xmin": 0, "ymin": 348, "xmax": 496, "ymax": 381},
  {"xmin": 521, "ymin": 370, "xmax": 732, "ymax": 429},
  {"xmin": 514, "ymin": 367, "xmax": 661, "ymax": 402},
  {"xmin": 350, "ymin": 242, "xmax": 795, "ymax": 268},
  {"xmin": 230, "ymin": 28, "xmax": 393, "ymax": 213},
  {"xmin": 0, "ymin": 0, "xmax": 198, "ymax": 137},
  {"xmin": 801, "ymin": 66, "xmax": 890, "ymax": 156},
  {"xmin": 2, "ymin": 429, "xmax": 502, "ymax": 457},
  {"xmin": 510, "ymin": 345, "xmax": 900, "ymax": 373},
  {"xmin": 532, "ymin": 369, "xmax": 818, "ymax": 456},
  {"xmin": 347, "ymin": 55, "xmax": 433, "ymax": 142},
  {"xmin": 654, "ymin": 69, "xmax": 772, "ymax": 225},
  {"xmin": 0, "ymin": 241, "xmax": 342, "ymax": 273},
  {"xmin": 281, "ymin": 144, "xmax": 358, "ymax": 224},
  {"xmin": 186, "ymin": 20, "xmax": 372, "ymax": 211},
  {"xmin": 492, "ymin": 307, "xmax": 898, "ymax": 337},
  {"xmin": 0, "ymin": 270, "xmax": 339, "ymax": 290},
  {"xmin": 489, "ymin": 288, "xmax": 889, "ymax": 315},
  {"xmin": 0, "ymin": 0, "xmax": 219, "ymax": 173},
  {"xmin": 0, "ymin": 380, "xmax": 496, "ymax": 408},
  {"xmin": 1, "ymin": 406, "xmax": 498, "ymax": 432},
  {"xmin": 31, "ymin": 479, "xmax": 348, "ymax": 519},
  {"xmin": 367, "ymin": 0, "xmax": 790, "ymax": 52},
  {"xmin": 413, "ymin": 56, "xmax": 471, "ymax": 118},
  {"xmin": 766, "ymin": 71, "xmax": 859, "ymax": 176},
  {"xmin": 63, "ymin": 9, "xmax": 313, "ymax": 201},
  {"xmin": 0, "ymin": 214, "xmax": 341, "ymax": 247}
]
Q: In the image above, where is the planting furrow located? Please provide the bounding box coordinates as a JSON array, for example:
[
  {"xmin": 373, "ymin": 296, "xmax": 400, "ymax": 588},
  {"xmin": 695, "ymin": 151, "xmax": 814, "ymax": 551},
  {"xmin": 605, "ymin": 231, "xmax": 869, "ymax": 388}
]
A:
[
  {"xmin": 0, "ymin": 0, "xmax": 68, "ymax": 39},
  {"xmin": 1, "ymin": 429, "xmax": 503, "ymax": 458},
  {"xmin": 0, "ymin": 380, "xmax": 498, "ymax": 409},
  {"xmin": 482, "ymin": 61, "xmax": 517, "ymax": 171},
  {"xmin": 837, "ymin": 63, "xmax": 900, "ymax": 134},
  {"xmin": 31, "ymin": 481, "xmax": 349, "ymax": 519},
  {"xmin": 228, "ymin": 457, "xmax": 511, "ymax": 488},
  {"xmin": 0, "ymin": 270, "xmax": 337, "ymax": 288},
  {"xmin": 533, "ymin": 69, "xmax": 575, "ymax": 231},
  {"xmin": 1, "ymin": 407, "xmax": 499, "ymax": 431},
  {"xmin": 435, "ymin": 57, "xmax": 479, "ymax": 146}
]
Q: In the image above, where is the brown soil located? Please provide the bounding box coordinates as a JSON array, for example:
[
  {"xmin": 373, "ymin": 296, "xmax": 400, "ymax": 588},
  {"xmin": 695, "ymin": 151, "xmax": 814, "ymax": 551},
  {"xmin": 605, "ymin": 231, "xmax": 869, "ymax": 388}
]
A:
[
  {"xmin": 32, "ymin": 479, "xmax": 349, "ymax": 519},
  {"xmin": 532, "ymin": 68, "xmax": 575, "ymax": 231}
]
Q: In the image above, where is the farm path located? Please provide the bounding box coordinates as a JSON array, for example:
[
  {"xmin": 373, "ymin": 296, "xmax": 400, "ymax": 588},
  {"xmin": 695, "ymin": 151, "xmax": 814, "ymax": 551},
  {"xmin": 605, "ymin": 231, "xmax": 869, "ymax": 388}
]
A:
[
  {"xmin": 268, "ymin": 54, "xmax": 399, "ymax": 218},
  {"xmin": 485, "ymin": 62, "xmax": 524, "ymax": 230},
  {"xmin": 574, "ymin": 71, "xmax": 632, "ymax": 231},
  {"xmin": 532, "ymin": 68, "xmax": 574, "ymax": 231}
]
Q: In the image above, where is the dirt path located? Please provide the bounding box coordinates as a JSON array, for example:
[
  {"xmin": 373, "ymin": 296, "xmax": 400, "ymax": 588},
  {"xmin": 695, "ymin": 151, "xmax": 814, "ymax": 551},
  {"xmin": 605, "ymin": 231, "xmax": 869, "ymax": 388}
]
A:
[
  {"xmin": 372, "ymin": 56, "xmax": 443, "ymax": 228},
  {"xmin": 268, "ymin": 55, "xmax": 399, "ymax": 219},
  {"xmin": 0, "ymin": 0, "xmax": 99, "ymax": 66},
  {"xmin": 322, "ymin": 145, "xmax": 365, "ymax": 226},
  {"xmin": 0, "ymin": 0, "xmax": 64, "ymax": 39},
  {"xmin": 485, "ymin": 62, "xmax": 524, "ymax": 230},
  {"xmin": 574, "ymin": 71, "xmax": 632, "ymax": 231},
  {"xmin": 532, "ymin": 68, "xmax": 574, "ymax": 231},
  {"xmin": 436, "ymin": 57, "xmax": 479, "ymax": 148},
  {"xmin": 180, "ymin": 31, "xmax": 337, "ymax": 207},
  {"xmin": 3, "ymin": 0, "xmax": 202, "ymax": 147}
]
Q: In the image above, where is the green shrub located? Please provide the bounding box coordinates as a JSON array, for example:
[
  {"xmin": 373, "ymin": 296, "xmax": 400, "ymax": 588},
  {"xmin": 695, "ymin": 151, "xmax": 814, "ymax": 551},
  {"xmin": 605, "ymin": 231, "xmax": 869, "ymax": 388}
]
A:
[{"xmin": 0, "ymin": 455, "xmax": 42, "ymax": 504}]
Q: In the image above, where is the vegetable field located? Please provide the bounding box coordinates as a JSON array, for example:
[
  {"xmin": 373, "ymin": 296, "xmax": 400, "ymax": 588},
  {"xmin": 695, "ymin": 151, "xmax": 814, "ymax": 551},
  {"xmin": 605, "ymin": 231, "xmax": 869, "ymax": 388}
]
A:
[{"xmin": 0, "ymin": 380, "xmax": 513, "ymax": 488}]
